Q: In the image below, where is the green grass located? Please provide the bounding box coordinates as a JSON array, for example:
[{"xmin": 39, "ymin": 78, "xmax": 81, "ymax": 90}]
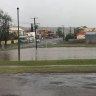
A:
[
  {"xmin": 0, "ymin": 59, "xmax": 96, "ymax": 66},
  {"xmin": 0, "ymin": 66, "xmax": 96, "ymax": 73},
  {"xmin": 0, "ymin": 59, "xmax": 96, "ymax": 73}
]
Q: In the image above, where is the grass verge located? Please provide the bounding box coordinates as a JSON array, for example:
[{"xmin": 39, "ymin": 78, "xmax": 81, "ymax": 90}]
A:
[
  {"xmin": 0, "ymin": 59, "xmax": 96, "ymax": 73},
  {"xmin": 0, "ymin": 59, "xmax": 96, "ymax": 66},
  {"xmin": 0, "ymin": 66, "xmax": 96, "ymax": 73}
]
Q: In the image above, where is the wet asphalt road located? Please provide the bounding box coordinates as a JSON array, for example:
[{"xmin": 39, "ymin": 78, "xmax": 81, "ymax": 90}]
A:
[{"xmin": 0, "ymin": 73, "xmax": 96, "ymax": 96}]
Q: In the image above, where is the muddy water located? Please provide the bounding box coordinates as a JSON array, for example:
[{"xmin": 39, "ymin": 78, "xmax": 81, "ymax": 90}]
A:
[
  {"xmin": 0, "ymin": 73, "xmax": 96, "ymax": 96},
  {"xmin": 1, "ymin": 47, "xmax": 96, "ymax": 61},
  {"xmin": 0, "ymin": 51, "xmax": 10, "ymax": 60}
]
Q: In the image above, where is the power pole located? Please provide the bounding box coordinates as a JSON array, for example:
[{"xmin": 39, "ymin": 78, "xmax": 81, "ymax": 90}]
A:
[
  {"xmin": 31, "ymin": 23, "xmax": 33, "ymax": 32},
  {"xmin": 31, "ymin": 17, "xmax": 38, "ymax": 60},
  {"xmin": 17, "ymin": 7, "xmax": 20, "ymax": 61},
  {"xmin": 31, "ymin": 18, "xmax": 38, "ymax": 50}
]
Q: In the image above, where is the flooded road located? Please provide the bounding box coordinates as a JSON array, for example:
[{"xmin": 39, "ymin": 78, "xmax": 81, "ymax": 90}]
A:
[
  {"xmin": 1, "ymin": 47, "xmax": 96, "ymax": 60},
  {"xmin": 0, "ymin": 73, "xmax": 96, "ymax": 96}
]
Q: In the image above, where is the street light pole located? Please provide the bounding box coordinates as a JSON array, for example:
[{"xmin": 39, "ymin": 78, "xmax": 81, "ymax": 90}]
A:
[{"xmin": 17, "ymin": 7, "xmax": 20, "ymax": 61}]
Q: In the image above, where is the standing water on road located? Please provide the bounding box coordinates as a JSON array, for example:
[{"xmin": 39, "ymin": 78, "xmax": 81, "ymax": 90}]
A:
[{"xmin": 0, "ymin": 73, "xmax": 96, "ymax": 96}]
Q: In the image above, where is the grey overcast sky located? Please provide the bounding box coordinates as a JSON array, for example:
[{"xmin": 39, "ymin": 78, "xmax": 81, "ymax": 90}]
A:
[{"xmin": 0, "ymin": 0, "xmax": 96, "ymax": 27}]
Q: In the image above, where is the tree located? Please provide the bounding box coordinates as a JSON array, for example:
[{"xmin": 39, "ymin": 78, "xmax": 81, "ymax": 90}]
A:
[
  {"xmin": 74, "ymin": 26, "xmax": 87, "ymax": 36},
  {"xmin": 0, "ymin": 9, "xmax": 12, "ymax": 46},
  {"xmin": 65, "ymin": 33, "xmax": 76, "ymax": 41},
  {"xmin": 9, "ymin": 32, "xmax": 18, "ymax": 40},
  {"xmin": 56, "ymin": 27, "xmax": 63, "ymax": 37}
]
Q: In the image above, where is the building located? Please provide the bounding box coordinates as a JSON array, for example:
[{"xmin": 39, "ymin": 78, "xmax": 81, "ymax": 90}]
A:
[
  {"xmin": 9, "ymin": 27, "xmax": 25, "ymax": 36},
  {"xmin": 85, "ymin": 32, "xmax": 96, "ymax": 44},
  {"xmin": 77, "ymin": 32, "xmax": 85, "ymax": 39},
  {"xmin": 77, "ymin": 28, "xmax": 96, "ymax": 40},
  {"xmin": 38, "ymin": 30, "xmax": 56, "ymax": 38},
  {"xmin": 84, "ymin": 28, "xmax": 96, "ymax": 32},
  {"xmin": 25, "ymin": 32, "xmax": 35, "ymax": 40}
]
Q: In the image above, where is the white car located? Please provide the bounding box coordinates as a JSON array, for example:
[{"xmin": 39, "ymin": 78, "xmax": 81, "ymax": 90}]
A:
[
  {"xmin": 19, "ymin": 36, "xmax": 28, "ymax": 43},
  {"xmin": 36, "ymin": 39, "xmax": 40, "ymax": 42}
]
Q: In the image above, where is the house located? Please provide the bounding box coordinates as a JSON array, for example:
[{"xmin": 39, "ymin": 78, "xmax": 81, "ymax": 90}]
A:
[
  {"xmin": 77, "ymin": 28, "xmax": 96, "ymax": 40},
  {"xmin": 38, "ymin": 30, "xmax": 56, "ymax": 38},
  {"xmin": 38, "ymin": 30, "xmax": 49, "ymax": 38},
  {"xmin": 9, "ymin": 27, "xmax": 25, "ymax": 36},
  {"xmin": 77, "ymin": 32, "xmax": 85, "ymax": 39}
]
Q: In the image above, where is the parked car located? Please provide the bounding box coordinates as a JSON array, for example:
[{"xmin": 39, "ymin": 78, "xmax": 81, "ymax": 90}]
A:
[
  {"xmin": 36, "ymin": 39, "xmax": 40, "ymax": 43},
  {"xmin": 19, "ymin": 36, "xmax": 28, "ymax": 43}
]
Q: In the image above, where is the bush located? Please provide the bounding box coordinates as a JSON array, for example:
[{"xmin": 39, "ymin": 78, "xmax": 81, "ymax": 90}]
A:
[{"xmin": 65, "ymin": 33, "xmax": 76, "ymax": 41}]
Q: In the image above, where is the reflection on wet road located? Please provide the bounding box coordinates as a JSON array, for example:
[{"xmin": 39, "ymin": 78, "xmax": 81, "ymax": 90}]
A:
[
  {"xmin": 1, "ymin": 47, "xmax": 96, "ymax": 61},
  {"xmin": 0, "ymin": 73, "xmax": 96, "ymax": 96}
]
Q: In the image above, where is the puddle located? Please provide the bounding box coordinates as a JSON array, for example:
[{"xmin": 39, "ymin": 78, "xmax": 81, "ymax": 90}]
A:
[
  {"xmin": 83, "ymin": 83, "xmax": 96, "ymax": 89},
  {"xmin": 1, "ymin": 47, "xmax": 96, "ymax": 60},
  {"xmin": 50, "ymin": 81, "xmax": 63, "ymax": 85}
]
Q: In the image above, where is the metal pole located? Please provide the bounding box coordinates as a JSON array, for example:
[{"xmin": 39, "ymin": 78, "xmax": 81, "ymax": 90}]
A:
[
  {"xmin": 31, "ymin": 23, "xmax": 33, "ymax": 32},
  {"xmin": 34, "ymin": 18, "xmax": 37, "ymax": 50},
  {"xmin": 17, "ymin": 7, "xmax": 20, "ymax": 61}
]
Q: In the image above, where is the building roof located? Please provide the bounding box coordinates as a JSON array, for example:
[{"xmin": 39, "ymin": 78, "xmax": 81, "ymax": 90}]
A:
[
  {"xmin": 84, "ymin": 28, "xmax": 96, "ymax": 32},
  {"xmin": 10, "ymin": 27, "xmax": 24, "ymax": 31}
]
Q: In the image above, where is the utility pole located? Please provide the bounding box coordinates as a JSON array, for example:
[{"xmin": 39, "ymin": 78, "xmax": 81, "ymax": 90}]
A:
[
  {"xmin": 31, "ymin": 17, "xmax": 38, "ymax": 60},
  {"xmin": 31, "ymin": 23, "xmax": 33, "ymax": 32},
  {"xmin": 31, "ymin": 18, "xmax": 38, "ymax": 50},
  {"xmin": 17, "ymin": 7, "xmax": 20, "ymax": 61}
]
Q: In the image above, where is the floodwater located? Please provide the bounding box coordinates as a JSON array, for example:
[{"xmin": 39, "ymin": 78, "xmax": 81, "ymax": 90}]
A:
[
  {"xmin": 1, "ymin": 47, "xmax": 96, "ymax": 61},
  {"xmin": 0, "ymin": 73, "xmax": 96, "ymax": 96}
]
